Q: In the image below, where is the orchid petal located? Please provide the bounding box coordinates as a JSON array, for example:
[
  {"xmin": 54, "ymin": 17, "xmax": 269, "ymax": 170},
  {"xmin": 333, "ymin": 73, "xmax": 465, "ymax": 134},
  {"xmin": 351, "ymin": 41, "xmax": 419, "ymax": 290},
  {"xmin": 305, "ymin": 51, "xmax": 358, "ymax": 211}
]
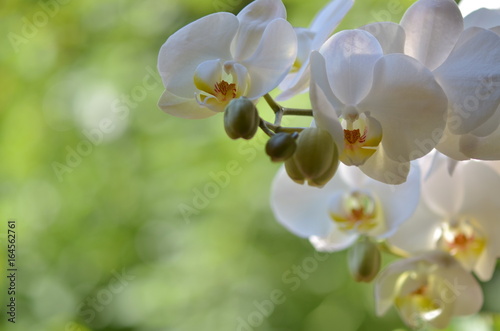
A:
[
  {"xmin": 242, "ymin": 19, "xmax": 297, "ymax": 99},
  {"xmin": 401, "ymin": 0, "xmax": 463, "ymax": 70},
  {"xmin": 387, "ymin": 202, "xmax": 441, "ymax": 254},
  {"xmin": 158, "ymin": 90, "xmax": 216, "ymax": 119},
  {"xmin": 319, "ymin": 30, "xmax": 383, "ymax": 106},
  {"xmin": 421, "ymin": 155, "xmax": 465, "ymax": 217},
  {"xmin": 276, "ymin": 64, "xmax": 311, "ymax": 101},
  {"xmin": 338, "ymin": 163, "xmax": 370, "ymax": 188},
  {"xmin": 366, "ymin": 163, "xmax": 420, "ymax": 239},
  {"xmin": 459, "ymin": 127, "xmax": 500, "ymax": 160},
  {"xmin": 193, "ymin": 59, "xmax": 222, "ymax": 94},
  {"xmin": 232, "ymin": 0, "xmax": 287, "ymax": 61},
  {"xmin": 310, "ymin": 52, "xmax": 344, "ymax": 152},
  {"xmin": 359, "ymin": 22, "xmax": 406, "ymax": 54},
  {"xmin": 434, "ymin": 28, "xmax": 500, "ymax": 135},
  {"xmin": 310, "ymin": 0, "xmax": 354, "ymax": 50},
  {"xmin": 228, "ymin": 62, "xmax": 250, "ymax": 97},
  {"xmin": 375, "ymin": 256, "xmax": 423, "ymax": 316},
  {"xmin": 475, "ymin": 248, "xmax": 498, "ymax": 281},
  {"xmin": 271, "ymin": 167, "xmax": 347, "ymax": 237},
  {"xmin": 469, "ymin": 104, "xmax": 500, "ymax": 137},
  {"xmin": 276, "ymin": 28, "xmax": 313, "ymax": 101},
  {"xmin": 309, "ymin": 228, "xmax": 358, "ymax": 252},
  {"xmin": 158, "ymin": 13, "xmax": 238, "ymax": 98},
  {"xmin": 457, "ymin": 161, "xmax": 500, "ymax": 280},
  {"xmin": 358, "ymin": 145, "xmax": 410, "ymax": 185},
  {"xmin": 435, "ymin": 126, "xmax": 471, "ymax": 160},
  {"xmin": 464, "ymin": 8, "xmax": 500, "ymax": 29},
  {"xmin": 294, "ymin": 28, "xmax": 315, "ymax": 65},
  {"xmin": 433, "ymin": 253, "xmax": 484, "ymax": 316},
  {"xmin": 359, "ymin": 54, "xmax": 447, "ymax": 163},
  {"xmin": 310, "ymin": 51, "xmax": 345, "ymax": 117}
]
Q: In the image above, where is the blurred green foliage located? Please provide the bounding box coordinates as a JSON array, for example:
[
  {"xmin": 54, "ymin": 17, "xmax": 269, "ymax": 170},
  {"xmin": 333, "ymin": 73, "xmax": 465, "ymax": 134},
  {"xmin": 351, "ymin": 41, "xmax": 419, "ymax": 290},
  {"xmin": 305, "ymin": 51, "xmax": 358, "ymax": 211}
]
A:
[{"xmin": 0, "ymin": 0, "xmax": 498, "ymax": 330}]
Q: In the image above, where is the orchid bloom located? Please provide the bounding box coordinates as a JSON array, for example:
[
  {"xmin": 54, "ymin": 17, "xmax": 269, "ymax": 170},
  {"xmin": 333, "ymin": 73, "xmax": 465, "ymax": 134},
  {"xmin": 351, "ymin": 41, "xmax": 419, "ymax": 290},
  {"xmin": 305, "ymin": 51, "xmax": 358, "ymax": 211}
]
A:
[
  {"xmin": 359, "ymin": 0, "xmax": 500, "ymax": 161},
  {"xmin": 309, "ymin": 29, "xmax": 447, "ymax": 184},
  {"xmin": 388, "ymin": 153, "xmax": 500, "ymax": 281},
  {"xmin": 375, "ymin": 251, "xmax": 483, "ymax": 329},
  {"xmin": 277, "ymin": 0, "xmax": 354, "ymax": 101},
  {"xmin": 271, "ymin": 162, "xmax": 420, "ymax": 252},
  {"xmin": 157, "ymin": 0, "xmax": 297, "ymax": 119}
]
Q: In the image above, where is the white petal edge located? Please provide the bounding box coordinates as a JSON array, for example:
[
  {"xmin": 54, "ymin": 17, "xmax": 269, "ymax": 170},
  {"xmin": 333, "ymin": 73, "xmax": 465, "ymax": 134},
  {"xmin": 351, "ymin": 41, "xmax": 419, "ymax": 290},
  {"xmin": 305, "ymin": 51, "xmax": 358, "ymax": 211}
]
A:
[
  {"xmin": 401, "ymin": 0, "xmax": 463, "ymax": 70},
  {"xmin": 158, "ymin": 89, "xmax": 216, "ymax": 119},
  {"xmin": 464, "ymin": 8, "xmax": 500, "ymax": 29}
]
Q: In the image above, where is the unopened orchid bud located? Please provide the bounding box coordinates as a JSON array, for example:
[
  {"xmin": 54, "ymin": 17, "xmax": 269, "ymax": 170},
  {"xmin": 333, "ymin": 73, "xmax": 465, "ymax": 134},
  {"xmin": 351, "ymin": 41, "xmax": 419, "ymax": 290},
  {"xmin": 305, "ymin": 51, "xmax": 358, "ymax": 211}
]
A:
[
  {"xmin": 348, "ymin": 237, "xmax": 381, "ymax": 283},
  {"xmin": 223, "ymin": 97, "xmax": 260, "ymax": 140},
  {"xmin": 284, "ymin": 128, "xmax": 339, "ymax": 187},
  {"xmin": 265, "ymin": 132, "xmax": 298, "ymax": 162}
]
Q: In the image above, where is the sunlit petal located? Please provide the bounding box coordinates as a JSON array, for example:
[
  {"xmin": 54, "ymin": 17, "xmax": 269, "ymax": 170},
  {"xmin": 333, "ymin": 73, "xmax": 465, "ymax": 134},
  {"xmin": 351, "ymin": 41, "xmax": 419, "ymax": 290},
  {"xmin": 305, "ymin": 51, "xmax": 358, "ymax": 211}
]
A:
[
  {"xmin": 359, "ymin": 54, "xmax": 447, "ymax": 163},
  {"xmin": 401, "ymin": 0, "xmax": 463, "ymax": 70}
]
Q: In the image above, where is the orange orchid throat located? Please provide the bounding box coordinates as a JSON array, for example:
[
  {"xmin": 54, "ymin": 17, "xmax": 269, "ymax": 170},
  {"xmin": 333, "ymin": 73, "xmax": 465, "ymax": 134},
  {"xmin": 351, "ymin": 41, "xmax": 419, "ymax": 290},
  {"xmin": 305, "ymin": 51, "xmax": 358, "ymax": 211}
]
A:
[
  {"xmin": 339, "ymin": 113, "xmax": 383, "ymax": 166},
  {"xmin": 344, "ymin": 128, "xmax": 366, "ymax": 146},
  {"xmin": 214, "ymin": 80, "xmax": 237, "ymax": 102}
]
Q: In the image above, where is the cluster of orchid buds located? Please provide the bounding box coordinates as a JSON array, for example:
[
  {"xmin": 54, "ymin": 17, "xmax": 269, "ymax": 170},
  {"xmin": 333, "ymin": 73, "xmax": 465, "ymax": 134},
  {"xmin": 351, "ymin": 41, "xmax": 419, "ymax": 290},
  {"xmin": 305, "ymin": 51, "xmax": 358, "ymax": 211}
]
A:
[{"xmin": 157, "ymin": 0, "xmax": 500, "ymax": 328}]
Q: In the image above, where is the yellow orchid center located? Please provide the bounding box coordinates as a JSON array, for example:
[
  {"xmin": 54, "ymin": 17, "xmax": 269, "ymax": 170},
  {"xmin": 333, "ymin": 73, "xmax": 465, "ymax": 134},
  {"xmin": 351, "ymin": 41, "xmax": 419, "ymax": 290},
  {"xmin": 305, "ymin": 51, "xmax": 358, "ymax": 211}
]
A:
[
  {"xmin": 339, "ymin": 113, "xmax": 383, "ymax": 166},
  {"xmin": 394, "ymin": 275, "xmax": 443, "ymax": 328},
  {"xmin": 213, "ymin": 80, "xmax": 237, "ymax": 102},
  {"xmin": 330, "ymin": 191, "xmax": 383, "ymax": 234},
  {"xmin": 193, "ymin": 60, "xmax": 249, "ymax": 112},
  {"xmin": 436, "ymin": 217, "xmax": 486, "ymax": 270}
]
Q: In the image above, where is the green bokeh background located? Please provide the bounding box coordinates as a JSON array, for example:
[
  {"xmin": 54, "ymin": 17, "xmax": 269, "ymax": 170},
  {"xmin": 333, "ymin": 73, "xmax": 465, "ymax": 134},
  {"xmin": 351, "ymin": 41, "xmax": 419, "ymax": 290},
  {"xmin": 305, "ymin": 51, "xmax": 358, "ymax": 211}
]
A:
[{"xmin": 1, "ymin": 0, "xmax": 499, "ymax": 330}]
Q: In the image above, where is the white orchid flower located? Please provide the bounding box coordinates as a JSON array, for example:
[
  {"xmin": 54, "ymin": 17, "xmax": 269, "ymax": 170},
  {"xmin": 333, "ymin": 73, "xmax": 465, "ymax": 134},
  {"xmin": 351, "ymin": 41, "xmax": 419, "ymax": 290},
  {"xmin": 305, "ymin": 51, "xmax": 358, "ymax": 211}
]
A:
[
  {"xmin": 271, "ymin": 162, "xmax": 420, "ymax": 252},
  {"xmin": 309, "ymin": 29, "xmax": 448, "ymax": 184},
  {"xmin": 388, "ymin": 154, "xmax": 500, "ymax": 281},
  {"xmin": 375, "ymin": 251, "xmax": 483, "ymax": 330},
  {"xmin": 157, "ymin": 0, "xmax": 297, "ymax": 119},
  {"xmin": 359, "ymin": 0, "xmax": 500, "ymax": 161},
  {"xmin": 276, "ymin": 0, "xmax": 354, "ymax": 101}
]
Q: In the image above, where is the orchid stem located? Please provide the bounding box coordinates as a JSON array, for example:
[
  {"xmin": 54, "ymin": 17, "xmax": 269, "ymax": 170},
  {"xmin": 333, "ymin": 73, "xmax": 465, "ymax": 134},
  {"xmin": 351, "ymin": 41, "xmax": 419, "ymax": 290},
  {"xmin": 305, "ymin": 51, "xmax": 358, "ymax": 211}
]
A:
[
  {"xmin": 259, "ymin": 118, "xmax": 275, "ymax": 137},
  {"xmin": 283, "ymin": 108, "xmax": 313, "ymax": 116},
  {"xmin": 261, "ymin": 119, "xmax": 305, "ymax": 134},
  {"xmin": 263, "ymin": 94, "xmax": 313, "ymax": 128}
]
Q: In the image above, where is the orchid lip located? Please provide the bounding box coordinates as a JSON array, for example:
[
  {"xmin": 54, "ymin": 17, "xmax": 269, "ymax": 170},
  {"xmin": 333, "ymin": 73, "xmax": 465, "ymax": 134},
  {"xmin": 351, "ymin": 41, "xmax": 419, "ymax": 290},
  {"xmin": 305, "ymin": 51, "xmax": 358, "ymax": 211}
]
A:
[
  {"xmin": 329, "ymin": 190, "xmax": 384, "ymax": 235},
  {"xmin": 339, "ymin": 113, "xmax": 383, "ymax": 166},
  {"xmin": 435, "ymin": 216, "xmax": 486, "ymax": 270}
]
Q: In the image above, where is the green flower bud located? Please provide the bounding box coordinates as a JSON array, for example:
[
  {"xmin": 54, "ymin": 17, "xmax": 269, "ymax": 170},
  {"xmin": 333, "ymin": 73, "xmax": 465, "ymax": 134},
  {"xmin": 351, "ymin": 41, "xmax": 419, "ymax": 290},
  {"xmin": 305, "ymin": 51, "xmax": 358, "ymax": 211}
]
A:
[
  {"xmin": 284, "ymin": 128, "xmax": 339, "ymax": 187},
  {"xmin": 223, "ymin": 97, "xmax": 259, "ymax": 140},
  {"xmin": 265, "ymin": 132, "xmax": 297, "ymax": 162},
  {"xmin": 347, "ymin": 237, "xmax": 381, "ymax": 283}
]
